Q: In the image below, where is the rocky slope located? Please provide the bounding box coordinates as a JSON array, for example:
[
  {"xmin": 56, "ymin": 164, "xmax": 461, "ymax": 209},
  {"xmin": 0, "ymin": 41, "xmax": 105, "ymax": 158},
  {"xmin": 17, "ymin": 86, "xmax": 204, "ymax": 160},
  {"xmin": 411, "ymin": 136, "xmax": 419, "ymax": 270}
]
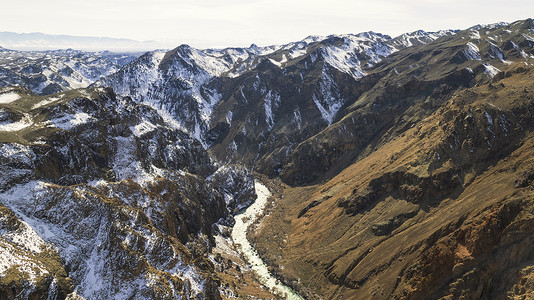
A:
[
  {"xmin": 93, "ymin": 29, "xmax": 455, "ymax": 168},
  {"xmin": 249, "ymin": 21, "xmax": 534, "ymax": 299},
  {"xmin": 0, "ymin": 86, "xmax": 255, "ymax": 299},
  {"xmin": 0, "ymin": 49, "xmax": 138, "ymax": 95},
  {"xmin": 280, "ymin": 19, "xmax": 534, "ymax": 185}
]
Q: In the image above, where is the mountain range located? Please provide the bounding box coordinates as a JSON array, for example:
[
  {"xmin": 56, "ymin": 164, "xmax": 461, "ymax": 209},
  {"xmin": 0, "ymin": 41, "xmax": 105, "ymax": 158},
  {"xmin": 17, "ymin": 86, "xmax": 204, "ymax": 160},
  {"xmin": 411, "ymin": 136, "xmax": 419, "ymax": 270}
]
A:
[
  {"xmin": 0, "ymin": 32, "xmax": 175, "ymax": 52},
  {"xmin": 0, "ymin": 48, "xmax": 138, "ymax": 95},
  {"xmin": 0, "ymin": 18, "xmax": 534, "ymax": 299}
]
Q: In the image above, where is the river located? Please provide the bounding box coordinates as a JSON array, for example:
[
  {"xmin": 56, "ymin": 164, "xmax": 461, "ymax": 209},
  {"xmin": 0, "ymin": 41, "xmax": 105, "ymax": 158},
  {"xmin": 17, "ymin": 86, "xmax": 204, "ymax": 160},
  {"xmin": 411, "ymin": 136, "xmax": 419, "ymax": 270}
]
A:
[{"xmin": 231, "ymin": 181, "xmax": 304, "ymax": 300}]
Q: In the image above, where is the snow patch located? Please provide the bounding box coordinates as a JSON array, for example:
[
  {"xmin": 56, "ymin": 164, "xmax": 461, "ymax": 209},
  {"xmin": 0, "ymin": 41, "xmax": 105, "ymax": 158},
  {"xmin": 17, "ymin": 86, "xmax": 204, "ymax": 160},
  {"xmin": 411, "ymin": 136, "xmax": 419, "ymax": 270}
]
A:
[
  {"xmin": 0, "ymin": 242, "xmax": 50, "ymax": 282},
  {"xmin": 293, "ymin": 108, "xmax": 302, "ymax": 130},
  {"xmin": 0, "ymin": 92, "xmax": 21, "ymax": 104},
  {"xmin": 0, "ymin": 217, "xmax": 48, "ymax": 253},
  {"xmin": 112, "ymin": 136, "xmax": 163, "ymax": 185},
  {"xmin": 485, "ymin": 111, "xmax": 494, "ymax": 125},
  {"xmin": 322, "ymin": 45, "xmax": 366, "ymax": 79},
  {"xmin": 130, "ymin": 120, "xmax": 157, "ymax": 137},
  {"xmin": 483, "ymin": 62, "xmax": 501, "ymax": 77},
  {"xmin": 263, "ymin": 90, "xmax": 280, "ymax": 130},
  {"xmin": 469, "ymin": 30, "xmax": 481, "ymax": 39},
  {"xmin": 464, "ymin": 42, "xmax": 481, "ymax": 60},
  {"xmin": 312, "ymin": 71, "xmax": 345, "ymax": 125},
  {"xmin": 52, "ymin": 112, "xmax": 95, "ymax": 130},
  {"xmin": 226, "ymin": 111, "xmax": 233, "ymax": 126},
  {"xmin": 32, "ymin": 95, "xmax": 62, "ymax": 109},
  {"xmin": 0, "ymin": 114, "xmax": 32, "ymax": 131}
]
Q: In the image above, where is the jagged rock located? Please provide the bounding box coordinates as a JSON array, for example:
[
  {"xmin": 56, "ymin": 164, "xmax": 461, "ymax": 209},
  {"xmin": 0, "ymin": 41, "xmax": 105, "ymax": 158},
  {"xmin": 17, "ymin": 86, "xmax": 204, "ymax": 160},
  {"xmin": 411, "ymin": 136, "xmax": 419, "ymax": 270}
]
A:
[{"xmin": 0, "ymin": 87, "xmax": 250, "ymax": 299}]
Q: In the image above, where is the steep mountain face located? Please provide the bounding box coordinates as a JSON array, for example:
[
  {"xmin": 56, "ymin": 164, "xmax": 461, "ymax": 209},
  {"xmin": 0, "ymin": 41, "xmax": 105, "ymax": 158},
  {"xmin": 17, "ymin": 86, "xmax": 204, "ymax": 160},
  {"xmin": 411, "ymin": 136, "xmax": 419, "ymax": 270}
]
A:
[
  {"xmin": 0, "ymin": 49, "xmax": 138, "ymax": 95},
  {"xmin": 248, "ymin": 20, "xmax": 534, "ymax": 299},
  {"xmin": 253, "ymin": 66, "xmax": 534, "ymax": 299},
  {"xmin": 0, "ymin": 86, "xmax": 254, "ymax": 299},
  {"xmin": 94, "ymin": 30, "xmax": 455, "ymax": 175},
  {"xmin": 280, "ymin": 19, "xmax": 534, "ymax": 185}
]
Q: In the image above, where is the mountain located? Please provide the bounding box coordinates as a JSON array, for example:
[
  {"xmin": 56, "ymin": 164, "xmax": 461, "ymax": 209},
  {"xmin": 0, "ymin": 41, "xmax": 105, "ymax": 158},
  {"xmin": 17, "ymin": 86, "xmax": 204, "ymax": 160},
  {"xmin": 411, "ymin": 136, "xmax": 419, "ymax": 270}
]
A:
[
  {"xmin": 0, "ymin": 49, "xmax": 139, "ymax": 96},
  {"xmin": 253, "ymin": 66, "xmax": 534, "ymax": 299},
  {"xmin": 280, "ymin": 19, "xmax": 534, "ymax": 185},
  {"xmin": 96, "ymin": 17, "xmax": 534, "ymax": 299},
  {"xmin": 0, "ymin": 32, "xmax": 174, "ymax": 52},
  {"xmin": 0, "ymin": 86, "xmax": 254, "ymax": 298},
  {"xmin": 93, "ymin": 29, "xmax": 456, "ymax": 169},
  {"xmin": 248, "ymin": 19, "xmax": 534, "ymax": 299}
]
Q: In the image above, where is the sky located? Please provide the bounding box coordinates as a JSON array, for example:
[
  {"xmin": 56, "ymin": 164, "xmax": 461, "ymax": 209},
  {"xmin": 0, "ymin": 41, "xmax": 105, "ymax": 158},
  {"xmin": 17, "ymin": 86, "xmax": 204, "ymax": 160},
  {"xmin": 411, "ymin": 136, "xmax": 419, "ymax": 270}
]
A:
[{"xmin": 1, "ymin": 0, "xmax": 533, "ymax": 49}]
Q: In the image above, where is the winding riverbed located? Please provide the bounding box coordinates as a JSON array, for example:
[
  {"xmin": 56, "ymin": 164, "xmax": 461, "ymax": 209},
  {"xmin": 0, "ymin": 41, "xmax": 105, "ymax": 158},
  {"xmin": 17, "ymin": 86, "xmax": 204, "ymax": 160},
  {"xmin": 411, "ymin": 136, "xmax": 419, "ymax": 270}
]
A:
[{"xmin": 231, "ymin": 182, "xmax": 304, "ymax": 299}]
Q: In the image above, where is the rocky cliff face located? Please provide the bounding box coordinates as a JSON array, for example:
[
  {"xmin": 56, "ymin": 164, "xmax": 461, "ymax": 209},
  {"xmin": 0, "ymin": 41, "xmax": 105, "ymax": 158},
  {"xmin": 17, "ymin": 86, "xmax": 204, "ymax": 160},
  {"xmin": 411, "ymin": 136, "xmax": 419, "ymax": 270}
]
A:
[
  {"xmin": 93, "ymin": 30, "xmax": 454, "ymax": 173},
  {"xmin": 250, "ymin": 21, "xmax": 534, "ymax": 299},
  {"xmin": 280, "ymin": 19, "xmax": 534, "ymax": 185},
  {"xmin": 0, "ymin": 87, "xmax": 254, "ymax": 299}
]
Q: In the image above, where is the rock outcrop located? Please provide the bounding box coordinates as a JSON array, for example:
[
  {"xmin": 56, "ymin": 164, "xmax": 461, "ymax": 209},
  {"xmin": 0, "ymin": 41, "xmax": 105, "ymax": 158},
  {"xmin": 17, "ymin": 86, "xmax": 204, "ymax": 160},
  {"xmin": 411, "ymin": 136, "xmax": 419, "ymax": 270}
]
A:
[{"xmin": 0, "ymin": 87, "xmax": 254, "ymax": 299}]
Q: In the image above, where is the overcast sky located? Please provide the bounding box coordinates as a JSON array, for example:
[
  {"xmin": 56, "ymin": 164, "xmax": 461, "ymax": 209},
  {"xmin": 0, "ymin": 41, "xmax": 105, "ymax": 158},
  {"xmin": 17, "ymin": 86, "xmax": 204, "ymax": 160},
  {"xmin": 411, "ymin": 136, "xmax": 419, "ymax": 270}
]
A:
[{"xmin": 1, "ymin": 0, "xmax": 533, "ymax": 49}]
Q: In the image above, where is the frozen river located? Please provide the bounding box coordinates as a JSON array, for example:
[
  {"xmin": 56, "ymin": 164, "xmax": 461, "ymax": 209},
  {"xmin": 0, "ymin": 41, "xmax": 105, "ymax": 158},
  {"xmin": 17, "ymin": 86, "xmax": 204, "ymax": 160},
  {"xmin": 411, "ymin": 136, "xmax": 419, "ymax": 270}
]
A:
[{"xmin": 231, "ymin": 181, "xmax": 304, "ymax": 299}]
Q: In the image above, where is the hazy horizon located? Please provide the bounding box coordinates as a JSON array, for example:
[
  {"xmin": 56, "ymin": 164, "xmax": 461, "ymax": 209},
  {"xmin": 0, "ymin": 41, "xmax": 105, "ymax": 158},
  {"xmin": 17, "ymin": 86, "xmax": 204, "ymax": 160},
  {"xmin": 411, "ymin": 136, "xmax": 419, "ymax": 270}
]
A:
[
  {"xmin": 0, "ymin": 16, "xmax": 530, "ymax": 53},
  {"xmin": 1, "ymin": 0, "xmax": 533, "ymax": 51}
]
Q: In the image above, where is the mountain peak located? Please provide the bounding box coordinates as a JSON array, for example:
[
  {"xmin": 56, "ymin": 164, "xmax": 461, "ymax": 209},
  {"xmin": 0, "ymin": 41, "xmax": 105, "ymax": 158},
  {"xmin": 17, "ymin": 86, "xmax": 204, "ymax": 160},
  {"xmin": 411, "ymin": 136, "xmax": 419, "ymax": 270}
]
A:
[{"xmin": 468, "ymin": 21, "xmax": 509, "ymax": 31}]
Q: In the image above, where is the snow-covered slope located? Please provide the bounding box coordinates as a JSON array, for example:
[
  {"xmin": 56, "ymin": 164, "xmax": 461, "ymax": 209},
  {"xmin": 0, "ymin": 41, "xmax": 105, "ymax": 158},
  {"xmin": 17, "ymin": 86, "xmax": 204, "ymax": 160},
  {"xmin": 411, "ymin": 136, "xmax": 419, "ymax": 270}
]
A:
[
  {"xmin": 0, "ymin": 87, "xmax": 254, "ymax": 299},
  {"xmin": 95, "ymin": 29, "xmax": 452, "ymax": 147},
  {"xmin": 0, "ymin": 49, "xmax": 138, "ymax": 95}
]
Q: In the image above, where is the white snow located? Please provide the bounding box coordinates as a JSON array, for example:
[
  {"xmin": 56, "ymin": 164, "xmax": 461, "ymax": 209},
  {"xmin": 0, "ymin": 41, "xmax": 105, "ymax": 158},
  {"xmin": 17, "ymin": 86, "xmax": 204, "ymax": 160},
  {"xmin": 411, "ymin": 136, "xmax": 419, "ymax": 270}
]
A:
[
  {"xmin": 510, "ymin": 41, "xmax": 529, "ymax": 58},
  {"xmin": 0, "ymin": 143, "xmax": 33, "ymax": 165},
  {"xmin": 288, "ymin": 47, "xmax": 308, "ymax": 59},
  {"xmin": 487, "ymin": 41, "xmax": 508, "ymax": 63},
  {"xmin": 263, "ymin": 90, "xmax": 280, "ymax": 130},
  {"xmin": 522, "ymin": 34, "xmax": 534, "ymax": 43},
  {"xmin": 483, "ymin": 62, "xmax": 501, "ymax": 77},
  {"xmin": 0, "ymin": 242, "xmax": 50, "ymax": 281},
  {"xmin": 0, "ymin": 179, "xmax": 207, "ymax": 299},
  {"xmin": 0, "ymin": 114, "xmax": 32, "ymax": 132},
  {"xmin": 484, "ymin": 111, "xmax": 494, "ymax": 125},
  {"xmin": 226, "ymin": 111, "xmax": 233, "ymax": 125},
  {"xmin": 112, "ymin": 136, "xmax": 159, "ymax": 185},
  {"xmin": 469, "ymin": 30, "xmax": 481, "ymax": 39},
  {"xmin": 293, "ymin": 108, "xmax": 302, "ymax": 130},
  {"xmin": 322, "ymin": 46, "xmax": 366, "ymax": 79},
  {"xmin": 130, "ymin": 120, "xmax": 157, "ymax": 137},
  {"xmin": 0, "ymin": 92, "xmax": 21, "ymax": 104},
  {"xmin": 0, "ymin": 218, "xmax": 48, "ymax": 253},
  {"xmin": 231, "ymin": 182, "xmax": 303, "ymax": 299},
  {"xmin": 312, "ymin": 71, "xmax": 345, "ymax": 125},
  {"xmin": 52, "ymin": 112, "xmax": 95, "ymax": 130},
  {"xmin": 464, "ymin": 42, "xmax": 481, "ymax": 60},
  {"xmin": 32, "ymin": 95, "xmax": 63, "ymax": 109}
]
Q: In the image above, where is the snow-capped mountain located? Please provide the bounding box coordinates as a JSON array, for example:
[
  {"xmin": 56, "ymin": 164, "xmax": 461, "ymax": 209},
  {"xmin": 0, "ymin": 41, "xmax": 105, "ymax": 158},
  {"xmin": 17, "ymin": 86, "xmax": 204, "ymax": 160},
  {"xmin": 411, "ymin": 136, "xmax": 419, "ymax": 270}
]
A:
[
  {"xmin": 0, "ymin": 49, "xmax": 138, "ymax": 95},
  {"xmin": 93, "ymin": 29, "xmax": 455, "ymax": 174}
]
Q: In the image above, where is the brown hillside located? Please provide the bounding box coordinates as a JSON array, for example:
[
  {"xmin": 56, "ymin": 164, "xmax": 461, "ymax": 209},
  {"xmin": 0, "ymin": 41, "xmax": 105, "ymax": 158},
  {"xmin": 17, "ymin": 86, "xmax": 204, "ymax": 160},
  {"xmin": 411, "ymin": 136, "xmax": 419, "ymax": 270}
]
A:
[{"xmin": 252, "ymin": 65, "xmax": 534, "ymax": 299}]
